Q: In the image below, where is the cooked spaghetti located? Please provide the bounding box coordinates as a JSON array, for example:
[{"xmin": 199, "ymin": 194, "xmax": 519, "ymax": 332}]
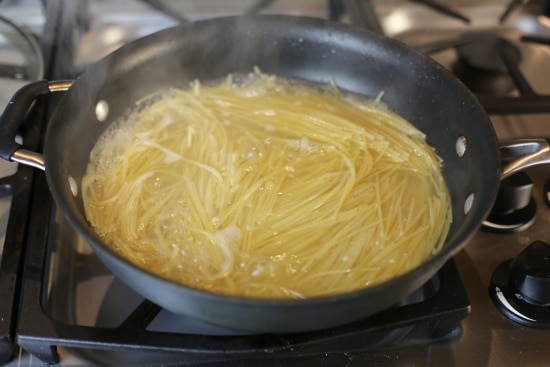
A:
[{"xmin": 82, "ymin": 71, "xmax": 451, "ymax": 299}]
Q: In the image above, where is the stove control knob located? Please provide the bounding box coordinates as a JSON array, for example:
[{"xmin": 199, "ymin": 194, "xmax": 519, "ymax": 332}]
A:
[
  {"xmin": 483, "ymin": 171, "xmax": 536, "ymax": 233},
  {"xmin": 492, "ymin": 171, "xmax": 532, "ymax": 214},
  {"xmin": 490, "ymin": 241, "xmax": 550, "ymax": 328},
  {"xmin": 509, "ymin": 241, "xmax": 550, "ymax": 306}
]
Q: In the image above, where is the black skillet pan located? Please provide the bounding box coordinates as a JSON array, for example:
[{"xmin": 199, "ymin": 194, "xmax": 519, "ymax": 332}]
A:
[{"xmin": 0, "ymin": 15, "xmax": 546, "ymax": 333}]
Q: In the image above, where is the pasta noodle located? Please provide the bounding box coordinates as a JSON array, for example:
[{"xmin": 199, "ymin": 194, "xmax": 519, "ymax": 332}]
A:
[{"xmin": 82, "ymin": 71, "xmax": 451, "ymax": 299}]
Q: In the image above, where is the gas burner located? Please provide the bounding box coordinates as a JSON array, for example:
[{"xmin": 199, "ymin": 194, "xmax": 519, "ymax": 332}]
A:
[
  {"xmin": 482, "ymin": 171, "xmax": 536, "ymax": 233},
  {"xmin": 452, "ymin": 32, "xmax": 521, "ymax": 95},
  {"xmin": 490, "ymin": 241, "xmax": 550, "ymax": 328}
]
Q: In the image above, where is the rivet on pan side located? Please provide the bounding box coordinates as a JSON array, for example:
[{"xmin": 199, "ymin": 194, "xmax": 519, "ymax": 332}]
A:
[
  {"xmin": 456, "ymin": 135, "xmax": 467, "ymax": 157},
  {"xmin": 95, "ymin": 100, "xmax": 109, "ymax": 122},
  {"xmin": 68, "ymin": 175, "xmax": 78, "ymax": 197},
  {"xmin": 464, "ymin": 193, "xmax": 474, "ymax": 214}
]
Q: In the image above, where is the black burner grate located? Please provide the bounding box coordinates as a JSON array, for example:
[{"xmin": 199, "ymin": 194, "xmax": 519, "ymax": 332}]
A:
[
  {"xmin": 13, "ymin": 168, "xmax": 470, "ymax": 365},
  {"xmin": 0, "ymin": 99, "xmax": 47, "ymax": 365},
  {"xmin": 477, "ymin": 36, "xmax": 550, "ymax": 115}
]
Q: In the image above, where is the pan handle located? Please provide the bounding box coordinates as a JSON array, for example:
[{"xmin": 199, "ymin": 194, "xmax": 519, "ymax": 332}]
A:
[
  {"xmin": 499, "ymin": 139, "xmax": 550, "ymax": 180},
  {"xmin": 0, "ymin": 80, "xmax": 73, "ymax": 171}
]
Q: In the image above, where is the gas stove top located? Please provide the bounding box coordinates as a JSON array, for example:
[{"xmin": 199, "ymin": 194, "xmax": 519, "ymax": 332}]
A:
[{"xmin": 2, "ymin": 0, "xmax": 550, "ymax": 366}]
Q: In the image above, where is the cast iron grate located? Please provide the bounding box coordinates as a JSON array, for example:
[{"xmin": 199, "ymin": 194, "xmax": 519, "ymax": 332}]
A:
[
  {"xmin": 13, "ymin": 171, "xmax": 470, "ymax": 365},
  {"xmin": 0, "ymin": 99, "xmax": 46, "ymax": 365},
  {"xmin": 477, "ymin": 36, "xmax": 550, "ymax": 115}
]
